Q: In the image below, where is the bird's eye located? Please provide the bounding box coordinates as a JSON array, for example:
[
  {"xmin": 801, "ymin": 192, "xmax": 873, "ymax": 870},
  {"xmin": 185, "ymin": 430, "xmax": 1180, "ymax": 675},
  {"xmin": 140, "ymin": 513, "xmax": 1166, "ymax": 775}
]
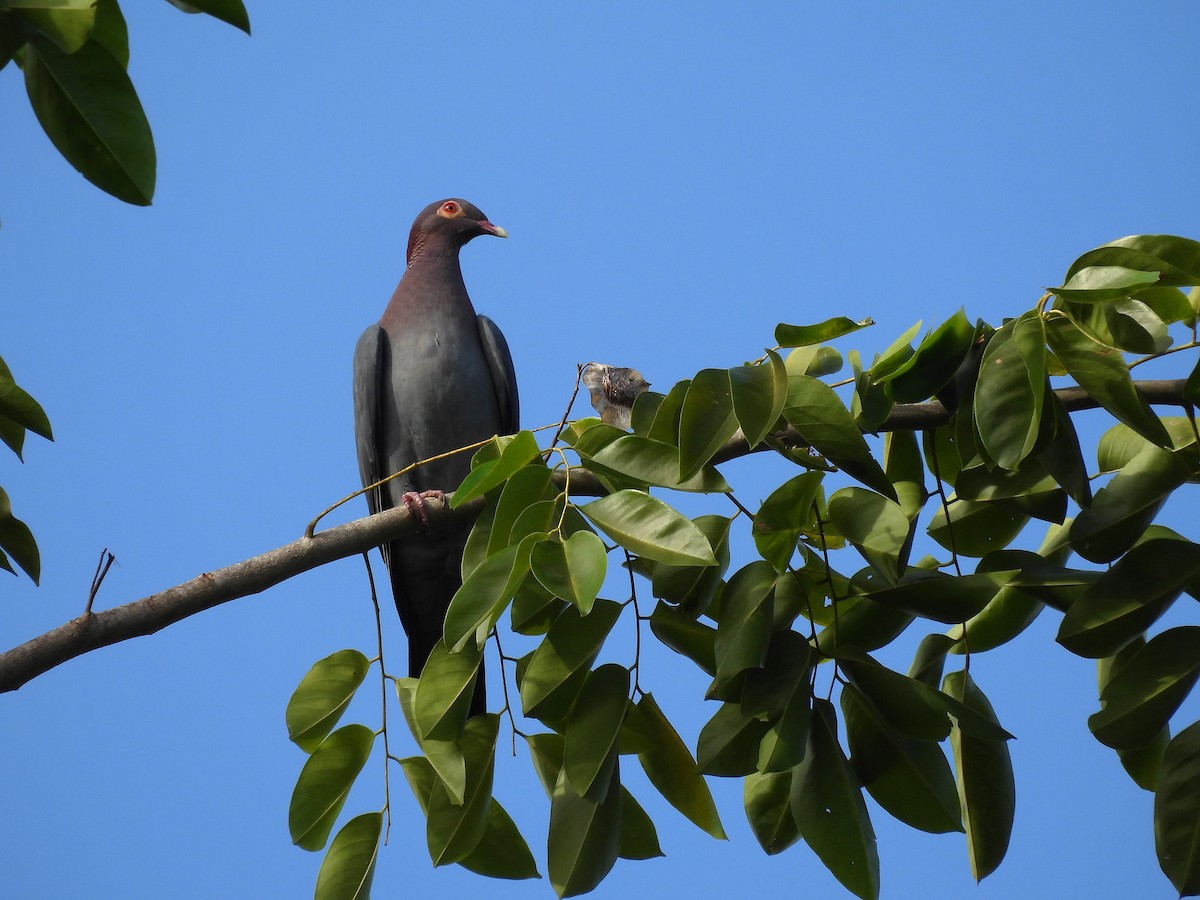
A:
[{"xmin": 442, "ymin": 201, "xmax": 459, "ymax": 214}]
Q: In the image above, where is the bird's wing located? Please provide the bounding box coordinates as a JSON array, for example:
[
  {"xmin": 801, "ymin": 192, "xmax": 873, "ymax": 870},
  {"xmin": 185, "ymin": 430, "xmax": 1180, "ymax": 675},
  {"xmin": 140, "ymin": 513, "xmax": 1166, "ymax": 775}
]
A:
[
  {"xmin": 477, "ymin": 314, "xmax": 520, "ymax": 434},
  {"xmin": 352, "ymin": 324, "xmax": 388, "ymax": 518}
]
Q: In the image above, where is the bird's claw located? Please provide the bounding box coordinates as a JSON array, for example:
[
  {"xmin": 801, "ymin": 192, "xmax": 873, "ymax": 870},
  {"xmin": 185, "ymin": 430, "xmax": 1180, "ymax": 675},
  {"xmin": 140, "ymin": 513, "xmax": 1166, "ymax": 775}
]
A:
[{"xmin": 401, "ymin": 490, "xmax": 445, "ymax": 526}]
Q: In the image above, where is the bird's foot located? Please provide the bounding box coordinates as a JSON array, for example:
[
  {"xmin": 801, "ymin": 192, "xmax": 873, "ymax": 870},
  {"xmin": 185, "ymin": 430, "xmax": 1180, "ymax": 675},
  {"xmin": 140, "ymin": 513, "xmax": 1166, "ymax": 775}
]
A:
[{"xmin": 401, "ymin": 490, "xmax": 445, "ymax": 526}]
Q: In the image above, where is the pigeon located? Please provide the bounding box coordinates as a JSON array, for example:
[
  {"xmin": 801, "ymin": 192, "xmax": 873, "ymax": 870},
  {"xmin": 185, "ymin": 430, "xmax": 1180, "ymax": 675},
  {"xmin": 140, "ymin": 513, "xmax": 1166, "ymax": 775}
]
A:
[{"xmin": 353, "ymin": 198, "xmax": 518, "ymax": 713}]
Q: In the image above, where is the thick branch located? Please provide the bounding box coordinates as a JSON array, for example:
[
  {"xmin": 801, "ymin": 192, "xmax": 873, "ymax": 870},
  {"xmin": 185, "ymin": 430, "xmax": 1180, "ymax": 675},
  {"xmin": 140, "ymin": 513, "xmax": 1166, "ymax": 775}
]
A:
[{"xmin": 0, "ymin": 378, "xmax": 1188, "ymax": 692}]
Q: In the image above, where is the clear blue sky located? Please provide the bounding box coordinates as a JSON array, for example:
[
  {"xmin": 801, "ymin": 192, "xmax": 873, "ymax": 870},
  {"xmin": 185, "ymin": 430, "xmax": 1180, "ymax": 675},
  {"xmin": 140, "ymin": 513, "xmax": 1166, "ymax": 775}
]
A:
[{"xmin": 3, "ymin": 3, "xmax": 1198, "ymax": 898}]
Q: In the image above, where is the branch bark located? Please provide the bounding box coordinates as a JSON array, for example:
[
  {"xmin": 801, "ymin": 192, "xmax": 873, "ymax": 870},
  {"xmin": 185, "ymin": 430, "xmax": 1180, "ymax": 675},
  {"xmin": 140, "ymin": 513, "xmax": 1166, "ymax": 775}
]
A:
[{"xmin": 0, "ymin": 378, "xmax": 1188, "ymax": 693}]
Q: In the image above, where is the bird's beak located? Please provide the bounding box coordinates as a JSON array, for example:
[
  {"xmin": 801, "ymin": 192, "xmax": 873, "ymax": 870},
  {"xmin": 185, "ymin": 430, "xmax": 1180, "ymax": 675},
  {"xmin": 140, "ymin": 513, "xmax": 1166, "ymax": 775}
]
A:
[{"xmin": 479, "ymin": 221, "xmax": 508, "ymax": 239}]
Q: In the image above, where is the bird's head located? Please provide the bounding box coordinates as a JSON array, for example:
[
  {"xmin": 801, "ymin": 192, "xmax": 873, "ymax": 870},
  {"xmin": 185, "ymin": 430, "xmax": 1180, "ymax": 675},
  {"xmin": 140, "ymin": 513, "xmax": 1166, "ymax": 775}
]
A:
[{"xmin": 406, "ymin": 199, "xmax": 507, "ymax": 266}]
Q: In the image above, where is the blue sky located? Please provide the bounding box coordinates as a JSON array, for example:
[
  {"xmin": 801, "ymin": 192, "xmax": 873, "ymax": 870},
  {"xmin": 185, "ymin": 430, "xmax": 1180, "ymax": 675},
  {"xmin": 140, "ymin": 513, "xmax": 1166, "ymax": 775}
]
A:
[{"xmin": 2, "ymin": 3, "xmax": 1198, "ymax": 898}]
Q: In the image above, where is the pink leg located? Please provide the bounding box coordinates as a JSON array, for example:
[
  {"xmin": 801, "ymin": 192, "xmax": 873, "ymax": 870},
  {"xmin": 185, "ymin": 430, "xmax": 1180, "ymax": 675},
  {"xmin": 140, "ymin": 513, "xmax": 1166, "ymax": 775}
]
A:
[{"xmin": 401, "ymin": 489, "xmax": 445, "ymax": 525}]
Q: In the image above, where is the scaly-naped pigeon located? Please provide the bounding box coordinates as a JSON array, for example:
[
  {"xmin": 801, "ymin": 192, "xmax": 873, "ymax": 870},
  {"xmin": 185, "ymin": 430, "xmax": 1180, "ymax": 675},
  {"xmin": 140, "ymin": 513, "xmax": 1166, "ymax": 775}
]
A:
[{"xmin": 353, "ymin": 199, "xmax": 518, "ymax": 712}]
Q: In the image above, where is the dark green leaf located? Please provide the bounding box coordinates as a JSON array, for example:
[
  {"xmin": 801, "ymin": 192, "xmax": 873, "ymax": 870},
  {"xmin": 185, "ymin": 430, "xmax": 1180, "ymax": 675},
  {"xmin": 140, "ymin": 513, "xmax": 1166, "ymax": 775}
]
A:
[
  {"xmin": 1089, "ymin": 627, "xmax": 1200, "ymax": 749},
  {"xmin": 678, "ymin": 368, "xmax": 738, "ymax": 480},
  {"xmin": 547, "ymin": 759, "xmax": 622, "ymax": 898},
  {"xmin": 633, "ymin": 694, "xmax": 726, "ymax": 838},
  {"xmin": 838, "ymin": 649, "xmax": 952, "ymax": 741},
  {"xmin": 713, "ymin": 561, "xmax": 776, "ymax": 689},
  {"xmin": 396, "ymin": 679, "xmax": 466, "ymax": 803},
  {"xmin": 1154, "ymin": 720, "xmax": 1200, "ymax": 895},
  {"xmin": 791, "ymin": 699, "xmax": 880, "ymax": 900},
  {"xmin": 1064, "ymin": 235, "xmax": 1200, "ymax": 286},
  {"xmin": 1071, "ymin": 445, "xmax": 1196, "ymax": 563},
  {"xmin": 458, "ymin": 800, "xmax": 541, "ymax": 880},
  {"xmin": 1049, "ymin": 264, "xmax": 1161, "ymax": 302},
  {"xmin": 414, "ymin": 640, "xmax": 482, "ymax": 741},
  {"xmin": 89, "ymin": 0, "xmax": 128, "ymax": 68},
  {"xmin": 649, "ymin": 601, "xmax": 716, "ymax": 676},
  {"xmin": 1045, "ymin": 315, "xmax": 1171, "ymax": 447},
  {"xmin": 827, "ymin": 486, "xmax": 912, "ymax": 584},
  {"xmin": 974, "ymin": 311, "xmax": 1046, "ymax": 470},
  {"xmin": 618, "ymin": 789, "xmax": 664, "ymax": 860},
  {"xmin": 729, "ymin": 350, "xmax": 788, "ymax": 447},
  {"xmin": 520, "ymin": 600, "xmax": 622, "ymax": 722},
  {"xmin": 943, "ymin": 671, "xmax": 1014, "ymax": 881},
  {"xmin": 426, "ymin": 715, "xmax": 499, "ymax": 866},
  {"xmin": 862, "ymin": 568, "xmax": 1012, "ymax": 625},
  {"xmin": 650, "ymin": 514, "xmax": 731, "ymax": 614},
  {"xmin": 842, "ymin": 685, "xmax": 962, "ymax": 834},
  {"xmin": 313, "ymin": 812, "xmax": 382, "ymax": 900},
  {"xmin": 696, "ymin": 701, "xmax": 770, "ymax": 777},
  {"xmin": 163, "ymin": 0, "xmax": 252, "ymax": 34},
  {"xmin": 0, "ymin": 487, "xmax": 40, "ymax": 584},
  {"xmin": 783, "ymin": 377, "xmax": 895, "ymax": 498},
  {"xmin": 643, "ymin": 379, "xmax": 689, "ymax": 445},
  {"xmin": 586, "ymin": 433, "xmax": 730, "ymax": 492},
  {"xmin": 753, "ymin": 472, "xmax": 822, "ymax": 572},
  {"xmin": 929, "ymin": 499, "xmax": 1028, "ymax": 558},
  {"xmin": 286, "ymin": 650, "xmax": 371, "ymax": 753},
  {"xmin": 1036, "ymin": 390, "xmax": 1091, "ymax": 506},
  {"xmin": 289, "ymin": 725, "xmax": 376, "ymax": 851},
  {"xmin": 776, "ymin": 316, "xmax": 871, "ymax": 347},
  {"xmin": 565, "ymin": 665, "xmax": 629, "ymax": 800},
  {"xmin": 744, "ymin": 769, "xmax": 801, "ymax": 855},
  {"xmin": 0, "ymin": 367, "xmax": 53, "ymax": 440},
  {"xmin": 23, "ymin": 35, "xmax": 154, "ymax": 205},
  {"xmin": 485, "ymin": 464, "xmax": 556, "ymax": 556},
  {"xmin": 881, "ymin": 308, "xmax": 975, "ymax": 403}
]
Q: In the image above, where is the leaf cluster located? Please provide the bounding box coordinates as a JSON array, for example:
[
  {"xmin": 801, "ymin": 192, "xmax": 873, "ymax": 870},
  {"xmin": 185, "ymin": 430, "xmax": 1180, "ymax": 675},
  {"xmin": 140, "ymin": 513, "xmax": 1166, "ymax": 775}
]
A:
[{"xmin": 287, "ymin": 234, "xmax": 1200, "ymax": 898}]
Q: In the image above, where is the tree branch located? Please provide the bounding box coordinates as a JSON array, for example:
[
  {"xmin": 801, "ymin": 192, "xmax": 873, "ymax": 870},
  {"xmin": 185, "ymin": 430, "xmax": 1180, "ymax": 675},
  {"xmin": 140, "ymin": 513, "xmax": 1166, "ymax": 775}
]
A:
[{"xmin": 0, "ymin": 378, "xmax": 1188, "ymax": 693}]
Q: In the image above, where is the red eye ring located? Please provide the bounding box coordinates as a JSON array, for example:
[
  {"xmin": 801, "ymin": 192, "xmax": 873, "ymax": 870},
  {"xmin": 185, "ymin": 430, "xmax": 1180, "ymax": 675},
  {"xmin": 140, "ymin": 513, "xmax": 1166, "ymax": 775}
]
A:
[{"xmin": 442, "ymin": 201, "xmax": 459, "ymax": 214}]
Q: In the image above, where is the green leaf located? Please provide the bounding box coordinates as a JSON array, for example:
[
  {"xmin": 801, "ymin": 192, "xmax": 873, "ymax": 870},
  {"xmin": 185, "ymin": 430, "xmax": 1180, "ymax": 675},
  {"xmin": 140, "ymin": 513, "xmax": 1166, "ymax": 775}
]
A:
[
  {"xmin": 485, "ymin": 463, "xmax": 556, "ymax": 556},
  {"xmin": 753, "ymin": 472, "xmax": 822, "ymax": 571},
  {"xmin": 880, "ymin": 308, "xmax": 976, "ymax": 404},
  {"xmin": 532, "ymin": 531, "xmax": 607, "ymax": 615},
  {"xmin": 678, "ymin": 368, "xmax": 738, "ymax": 480},
  {"xmin": 1049, "ymin": 264, "xmax": 1161, "ymax": 301},
  {"xmin": 744, "ymin": 769, "xmax": 801, "ymax": 855},
  {"xmin": 814, "ymin": 596, "xmax": 915, "ymax": 655},
  {"xmin": 943, "ymin": 671, "xmax": 1014, "ymax": 881},
  {"xmin": 696, "ymin": 701, "xmax": 770, "ymax": 777},
  {"xmin": 791, "ymin": 699, "xmax": 880, "ymax": 900},
  {"xmin": 289, "ymin": 725, "xmax": 376, "ymax": 852},
  {"xmin": 884, "ymin": 428, "xmax": 928, "ymax": 520},
  {"xmin": 565, "ymin": 665, "xmax": 629, "ymax": 800},
  {"xmin": 458, "ymin": 800, "xmax": 541, "ymax": 880},
  {"xmin": 713, "ymin": 560, "xmax": 776, "ymax": 689},
  {"xmin": 23, "ymin": 35, "xmax": 154, "ymax": 204},
  {"xmin": 776, "ymin": 316, "xmax": 871, "ymax": 347},
  {"xmin": 633, "ymin": 693, "xmax": 726, "ymax": 838},
  {"xmin": 0, "ymin": 487, "xmax": 40, "ymax": 583},
  {"xmin": 547, "ymin": 759, "xmax": 622, "ymax": 898},
  {"xmin": 729, "ymin": 350, "xmax": 789, "ymax": 447},
  {"xmin": 426, "ymin": 715, "xmax": 499, "ymax": 866},
  {"xmin": 862, "ymin": 568, "xmax": 1012, "ymax": 625},
  {"xmin": 520, "ymin": 600, "xmax": 623, "ymax": 722},
  {"xmin": 929, "ymin": 499, "xmax": 1028, "ymax": 558},
  {"xmin": 783, "ymin": 377, "xmax": 895, "ymax": 498},
  {"xmin": 313, "ymin": 812, "xmax": 382, "ymax": 900},
  {"xmin": 1045, "ymin": 315, "xmax": 1171, "ymax": 447},
  {"xmin": 649, "ymin": 601, "xmax": 717, "ymax": 676},
  {"xmin": 89, "ymin": 0, "xmax": 128, "ymax": 68},
  {"xmin": 585, "ymin": 433, "xmax": 730, "ymax": 492},
  {"xmin": 643, "ymin": 379, "xmax": 689, "ymax": 445},
  {"xmin": 743, "ymin": 631, "xmax": 814, "ymax": 772},
  {"xmin": 650, "ymin": 514, "xmax": 731, "ymax": 614},
  {"xmin": 414, "ymin": 640, "xmax": 482, "ymax": 741},
  {"xmin": 1069, "ymin": 445, "xmax": 1195, "ymax": 563},
  {"xmin": 17, "ymin": 4, "xmax": 95, "ymax": 53},
  {"xmin": 286, "ymin": 650, "xmax": 371, "ymax": 753},
  {"xmin": 396, "ymin": 678, "xmax": 466, "ymax": 803},
  {"xmin": 842, "ymin": 685, "xmax": 962, "ymax": 834},
  {"xmin": 868, "ymin": 320, "xmax": 921, "ymax": 381},
  {"xmin": 827, "ymin": 487, "xmax": 912, "ymax": 584},
  {"xmin": 1098, "ymin": 638, "xmax": 1170, "ymax": 791},
  {"xmin": 1089, "ymin": 627, "xmax": 1200, "ymax": 749},
  {"xmin": 451, "ymin": 431, "xmax": 542, "ymax": 507},
  {"xmin": 163, "ymin": 0, "xmax": 252, "ymax": 34},
  {"xmin": 1154, "ymin": 720, "xmax": 1200, "ymax": 895},
  {"xmin": 444, "ymin": 532, "xmax": 545, "ymax": 652},
  {"xmin": 1064, "ymin": 235, "xmax": 1200, "ymax": 286},
  {"xmin": 0, "ymin": 365, "xmax": 53, "ymax": 440},
  {"xmin": 1036, "ymin": 391, "xmax": 1092, "ymax": 506},
  {"xmin": 837, "ymin": 648, "xmax": 952, "ymax": 741},
  {"xmin": 974, "ymin": 311, "xmax": 1046, "ymax": 470},
  {"xmin": 618, "ymin": 789, "xmax": 664, "ymax": 860},
  {"xmin": 580, "ymin": 490, "xmax": 717, "ymax": 566}
]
